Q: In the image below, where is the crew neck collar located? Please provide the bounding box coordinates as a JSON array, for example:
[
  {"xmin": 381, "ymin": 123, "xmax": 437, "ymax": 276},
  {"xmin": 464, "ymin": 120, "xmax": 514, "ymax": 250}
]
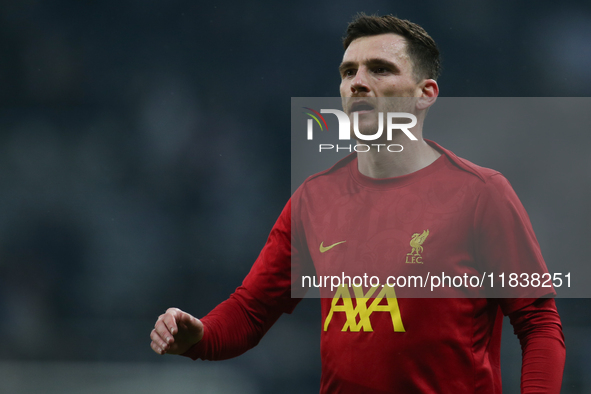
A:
[{"xmin": 348, "ymin": 139, "xmax": 448, "ymax": 190}]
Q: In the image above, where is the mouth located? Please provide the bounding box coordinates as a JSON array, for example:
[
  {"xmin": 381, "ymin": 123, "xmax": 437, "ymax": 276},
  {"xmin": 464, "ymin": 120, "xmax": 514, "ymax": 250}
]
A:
[{"xmin": 349, "ymin": 100, "xmax": 375, "ymax": 114}]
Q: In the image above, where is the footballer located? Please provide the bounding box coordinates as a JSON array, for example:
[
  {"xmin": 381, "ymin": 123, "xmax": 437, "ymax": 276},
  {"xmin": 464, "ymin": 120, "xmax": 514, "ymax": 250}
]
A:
[{"xmin": 150, "ymin": 14, "xmax": 565, "ymax": 393}]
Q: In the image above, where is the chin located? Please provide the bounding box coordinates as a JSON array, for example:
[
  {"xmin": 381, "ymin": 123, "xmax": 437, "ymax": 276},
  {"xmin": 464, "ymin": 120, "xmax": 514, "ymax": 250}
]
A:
[{"xmin": 350, "ymin": 114, "xmax": 384, "ymax": 140}]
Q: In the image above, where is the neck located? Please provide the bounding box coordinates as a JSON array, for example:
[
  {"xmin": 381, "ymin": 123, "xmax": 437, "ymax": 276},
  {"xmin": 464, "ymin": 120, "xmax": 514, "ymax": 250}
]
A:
[{"xmin": 356, "ymin": 132, "xmax": 441, "ymax": 179}]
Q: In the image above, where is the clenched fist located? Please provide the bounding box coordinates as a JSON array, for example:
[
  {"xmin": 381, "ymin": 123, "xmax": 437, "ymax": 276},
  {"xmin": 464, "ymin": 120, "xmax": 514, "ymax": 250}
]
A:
[{"xmin": 150, "ymin": 308, "xmax": 204, "ymax": 355}]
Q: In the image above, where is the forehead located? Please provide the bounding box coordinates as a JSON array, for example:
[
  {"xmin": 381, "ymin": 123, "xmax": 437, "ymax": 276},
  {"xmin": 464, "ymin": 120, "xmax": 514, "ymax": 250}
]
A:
[{"xmin": 342, "ymin": 33, "xmax": 410, "ymax": 66}]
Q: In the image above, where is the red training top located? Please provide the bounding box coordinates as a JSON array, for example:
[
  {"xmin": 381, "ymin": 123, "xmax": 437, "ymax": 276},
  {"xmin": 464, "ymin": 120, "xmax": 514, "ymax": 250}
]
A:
[{"xmin": 185, "ymin": 140, "xmax": 565, "ymax": 393}]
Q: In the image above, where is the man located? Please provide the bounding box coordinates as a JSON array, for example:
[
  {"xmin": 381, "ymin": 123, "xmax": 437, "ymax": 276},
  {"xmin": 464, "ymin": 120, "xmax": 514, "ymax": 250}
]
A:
[{"xmin": 150, "ymin": 14, "xmax": 565, "ymax": 393}]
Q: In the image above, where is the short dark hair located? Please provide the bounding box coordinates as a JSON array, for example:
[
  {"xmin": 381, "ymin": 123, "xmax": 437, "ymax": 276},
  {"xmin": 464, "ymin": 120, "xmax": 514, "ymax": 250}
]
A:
[{"xmin": 343, "ymin": 13, "xmax": 441, "ymax": 81}]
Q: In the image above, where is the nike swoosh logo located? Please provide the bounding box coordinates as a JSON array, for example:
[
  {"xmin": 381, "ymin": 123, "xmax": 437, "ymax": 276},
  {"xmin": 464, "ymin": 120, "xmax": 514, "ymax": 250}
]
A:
[{"xmin": 319, "ymin": 241, "xmax": 346, "ymax": 253}]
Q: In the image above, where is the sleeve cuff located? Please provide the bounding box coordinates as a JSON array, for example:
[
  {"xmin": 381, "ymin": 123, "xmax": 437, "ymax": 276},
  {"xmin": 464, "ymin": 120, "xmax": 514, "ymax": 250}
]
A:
[{"xmin": 181, "ymin": 324, "xmax": 208, "ymax": 360}]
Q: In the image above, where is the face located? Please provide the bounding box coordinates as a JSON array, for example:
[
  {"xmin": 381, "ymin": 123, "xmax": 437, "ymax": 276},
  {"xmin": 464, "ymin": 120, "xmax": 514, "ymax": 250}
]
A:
[
  {"xmin": 339, "ymin": 33, "xmax": 422, "ymax": 98},
  {"xmin": 339, "ymin": 34, "xmax": 430, "ymax": 137}
]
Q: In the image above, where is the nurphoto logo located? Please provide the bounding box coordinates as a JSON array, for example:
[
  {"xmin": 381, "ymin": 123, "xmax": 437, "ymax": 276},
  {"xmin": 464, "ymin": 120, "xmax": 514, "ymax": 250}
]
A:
[{"xmin": 303, "ymin": 107, "xmax": 418, "ymax": 153}]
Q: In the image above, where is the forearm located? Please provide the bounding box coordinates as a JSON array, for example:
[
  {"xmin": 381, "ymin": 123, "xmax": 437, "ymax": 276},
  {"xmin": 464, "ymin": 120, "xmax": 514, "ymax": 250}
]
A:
[
  {"xmin": 521, "ymin": 333, "xmax": 565, "ymax": 393},
  {"xmin": 183, "ymin": 198, "xmax": 301, "ymax": 360},
  {"xmin": 509, "ymin": 298, "xmax": 565, "ymax": 394},
  {"xmin": 182, "ymin": 286, "xmax": 283, "ymax": 360}
]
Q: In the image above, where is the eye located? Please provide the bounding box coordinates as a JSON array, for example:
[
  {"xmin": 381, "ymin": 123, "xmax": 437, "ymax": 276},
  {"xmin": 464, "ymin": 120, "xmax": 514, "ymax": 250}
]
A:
[
  {"xmin": 373, "ymin": 67, "xmax": 388, "ymax": 74},
  {"xmin": 342, "ymin": 69, "xmax": 356, "ymax": 78}
]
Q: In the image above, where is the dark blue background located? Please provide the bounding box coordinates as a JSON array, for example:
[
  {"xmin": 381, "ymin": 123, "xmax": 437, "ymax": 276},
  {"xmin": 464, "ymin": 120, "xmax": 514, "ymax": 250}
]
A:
[{"xmin": 1, "ymin": 1, "xmax": 590, "ymax": 392}]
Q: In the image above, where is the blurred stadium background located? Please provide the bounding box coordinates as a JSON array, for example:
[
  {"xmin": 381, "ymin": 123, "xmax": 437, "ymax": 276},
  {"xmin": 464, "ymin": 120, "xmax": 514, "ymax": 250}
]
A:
[{"xmin": 1, "ymin": 0, "xmax": 590, "ymax": 392}]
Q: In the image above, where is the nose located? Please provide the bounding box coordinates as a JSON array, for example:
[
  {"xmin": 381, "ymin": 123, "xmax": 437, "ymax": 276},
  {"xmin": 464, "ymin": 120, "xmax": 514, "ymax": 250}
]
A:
[{"xmin": 350, "ymin": 67, "xmax": 370, "ymax": 94}]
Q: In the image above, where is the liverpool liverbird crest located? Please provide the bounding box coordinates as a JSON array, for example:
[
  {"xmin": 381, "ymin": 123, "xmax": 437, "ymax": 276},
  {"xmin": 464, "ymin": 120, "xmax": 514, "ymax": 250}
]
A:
[{"xmin": 406, "ymin": 230, "xmax": 429, "ymax": 264}]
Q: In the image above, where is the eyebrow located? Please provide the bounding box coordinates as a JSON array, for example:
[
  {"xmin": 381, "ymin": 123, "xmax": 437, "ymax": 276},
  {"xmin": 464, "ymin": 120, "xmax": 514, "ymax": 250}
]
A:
[{"xmin": 338, "ymin": 58, "xmax": 401, "ymax": 75}]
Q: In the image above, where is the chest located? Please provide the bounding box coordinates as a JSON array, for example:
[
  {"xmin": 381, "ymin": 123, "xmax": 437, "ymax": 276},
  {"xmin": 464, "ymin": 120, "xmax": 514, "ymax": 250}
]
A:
[{"xmin": 300, "ymin": 185, "xmax": 479, "ymax": 282}]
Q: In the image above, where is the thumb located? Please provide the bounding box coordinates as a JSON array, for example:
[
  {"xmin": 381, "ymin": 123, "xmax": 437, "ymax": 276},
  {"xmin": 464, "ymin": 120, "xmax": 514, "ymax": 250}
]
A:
[{"xmin": 177, "ymin": 312, "xmax": 204, "ymax": 338}]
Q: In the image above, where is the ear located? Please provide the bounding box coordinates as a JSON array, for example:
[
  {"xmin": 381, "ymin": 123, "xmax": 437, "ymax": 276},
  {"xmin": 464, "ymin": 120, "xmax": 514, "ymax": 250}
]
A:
[{"xmin": 416, "ymin": 79, "xmax": 439, "ymax": 110}]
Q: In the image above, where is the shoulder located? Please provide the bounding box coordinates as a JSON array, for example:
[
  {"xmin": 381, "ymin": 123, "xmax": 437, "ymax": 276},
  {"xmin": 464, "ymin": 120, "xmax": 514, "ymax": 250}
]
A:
[
  {"xmin": 302, "ymin": 152, "xmax": 356, "ymax": 184},
  {"xmin": 427, "ymin": 139, "xmax": 518, "ymax": 198},
  {"xmin": 427, "ymin": 139, "xmax": 502, "ymax": 184},
  {"xmin": 293, "ymin": 153, "xmax": 356, "ymax": 198},
  {"xmin": 425, "ymin": 140, "xmax": 526, "ymax": 221}
]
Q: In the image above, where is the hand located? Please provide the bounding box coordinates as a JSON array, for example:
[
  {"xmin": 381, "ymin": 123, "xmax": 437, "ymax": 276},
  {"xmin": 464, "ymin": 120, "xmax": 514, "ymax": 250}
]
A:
[{"xmin": 150, "ymin": 307, "xmax": 204, "ymax": 355}]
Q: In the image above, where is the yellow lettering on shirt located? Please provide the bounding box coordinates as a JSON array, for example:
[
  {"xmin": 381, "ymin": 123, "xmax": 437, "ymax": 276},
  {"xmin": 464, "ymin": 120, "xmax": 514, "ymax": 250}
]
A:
[{"xmin": 324, "ymin": 284, "xmax": 405, "ymax": 332}]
